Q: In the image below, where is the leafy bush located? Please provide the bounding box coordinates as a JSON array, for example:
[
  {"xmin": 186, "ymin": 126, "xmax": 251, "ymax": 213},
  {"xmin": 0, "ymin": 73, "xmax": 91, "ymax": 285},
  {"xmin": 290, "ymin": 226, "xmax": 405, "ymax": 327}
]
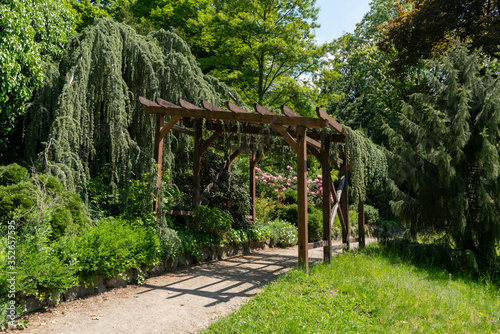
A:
[
  {"xmin": 307, "ymin": 206, "xmax": 323, "ymax": 242},
  {"xmin": 227, "ymin": 229, "xmax": 249, "ymax": 245},
  {"xmin": 280, "ymin": 204, "xmax": 323, "ymax": 242},
  {"xmin": 281, "ymin": 188, "xmax": 297, "ymax": 205},
  {"xmin": 0, "ymin": 236, "xmax": 77, "ymax": 305},
  {"xmin": 158, "ymin": 226, "xmax": 182, "ymax": 262},
  {"xmin": 0, "ymin": 164, "xmax": 90, "ymax": 240},
  {"xmin": 246, "ymin": 224, "xmax": 273, "ymax": 242},
  {"xmin": 70, "ymin": 218, "xmax": 160, "ymax": 280},
  {"xmin": 0, "ymin": 164, "xmax": 29, "ymax": 186},
  {"xmin": 190, "ymin": 205, "xmax": 231, "ymax": 236},
  {"xmin": 13, "ymin": 237, "xmax": 78, "ymax": 298},
  {"xmin": 267, "ymin": 219, "xmax": 298, "ymax": 247},
  {"xmin": 364, "ymin": 204, "xmax": 380, "ymax": 225},
  {"xmin": 255, "ymin": 197, "xmax": 281, "ymax": 223}
]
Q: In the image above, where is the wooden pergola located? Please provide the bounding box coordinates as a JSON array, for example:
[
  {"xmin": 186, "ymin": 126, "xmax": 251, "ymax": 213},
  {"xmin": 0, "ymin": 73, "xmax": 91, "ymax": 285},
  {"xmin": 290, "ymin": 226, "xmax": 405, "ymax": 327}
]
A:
[{"xmin": 139, "ymin": 96, "xmax": 365, "ymax": 273}]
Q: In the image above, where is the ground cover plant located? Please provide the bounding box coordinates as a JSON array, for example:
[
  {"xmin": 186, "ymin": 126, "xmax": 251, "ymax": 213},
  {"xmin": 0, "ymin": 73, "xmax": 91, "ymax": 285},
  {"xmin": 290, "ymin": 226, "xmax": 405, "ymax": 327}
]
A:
[{"xmin": 203, "ymin": 244, "xmax": 500, "ymax": 334}]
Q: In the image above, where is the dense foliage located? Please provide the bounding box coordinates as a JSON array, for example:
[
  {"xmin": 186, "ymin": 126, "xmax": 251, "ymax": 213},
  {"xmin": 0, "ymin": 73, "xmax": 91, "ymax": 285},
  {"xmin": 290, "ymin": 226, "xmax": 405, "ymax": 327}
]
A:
[
  {"xmin": 385, "ymin": 44, "xmax": 500, "ymax": 259},
  {"xmin": 0, "ymin": 0, "xmax": 75, "ymax": 160},
  {"xmin": 379, "ymin": 0, "xmax": 500, "ymax": 72},
  {"xmin": 24, "ymin": 18, "xmax": 244, "ymax": 214}
]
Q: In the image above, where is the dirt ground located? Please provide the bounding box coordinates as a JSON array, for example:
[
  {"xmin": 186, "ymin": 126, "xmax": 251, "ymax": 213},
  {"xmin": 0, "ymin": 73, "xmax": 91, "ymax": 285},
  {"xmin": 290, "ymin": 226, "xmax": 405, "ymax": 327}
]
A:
[{"xmin": 7, "ymin": 240, "xmax": 373, "ymax": 334}]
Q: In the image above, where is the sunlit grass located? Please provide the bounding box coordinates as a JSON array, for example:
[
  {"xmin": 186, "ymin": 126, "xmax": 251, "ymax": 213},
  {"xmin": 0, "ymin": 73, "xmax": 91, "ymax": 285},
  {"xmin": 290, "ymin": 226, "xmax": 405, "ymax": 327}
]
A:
[{"xmin": 203, "ymin": 244, "xmax": 500, "ymax": 333}]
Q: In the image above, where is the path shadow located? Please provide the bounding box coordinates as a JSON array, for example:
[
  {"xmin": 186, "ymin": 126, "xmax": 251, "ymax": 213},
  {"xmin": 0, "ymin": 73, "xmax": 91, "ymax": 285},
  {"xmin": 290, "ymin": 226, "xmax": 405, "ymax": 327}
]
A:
[{"xmin": 137, "ymin": 251, "xmax": 324, "ymax": 307}]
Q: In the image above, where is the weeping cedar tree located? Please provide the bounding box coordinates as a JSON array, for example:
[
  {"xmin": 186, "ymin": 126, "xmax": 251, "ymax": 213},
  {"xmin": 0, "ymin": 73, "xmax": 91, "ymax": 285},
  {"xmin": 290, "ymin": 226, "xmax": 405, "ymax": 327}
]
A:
[
  {"xmin": 384, "ymin": 44, "xmax": 500, "ymax": 259},
  {"xmin": 23, "ymin": 18, "xmax": 245, "ymax": 214}
]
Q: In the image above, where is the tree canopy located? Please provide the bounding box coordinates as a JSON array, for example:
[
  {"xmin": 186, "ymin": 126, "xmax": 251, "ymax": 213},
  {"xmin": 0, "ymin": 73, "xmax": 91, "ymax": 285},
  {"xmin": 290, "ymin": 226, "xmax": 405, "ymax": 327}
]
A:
[
  {"xmin": 379, "ymin": 0, "xmax": 500, "ymax": 72},
  {"xmin": 0, "ymin": 0, "xmax": 75, "ymax": 158},
  {"xmin": 198, "ymin": 0, "xmax": 330, "ymax": 114}
]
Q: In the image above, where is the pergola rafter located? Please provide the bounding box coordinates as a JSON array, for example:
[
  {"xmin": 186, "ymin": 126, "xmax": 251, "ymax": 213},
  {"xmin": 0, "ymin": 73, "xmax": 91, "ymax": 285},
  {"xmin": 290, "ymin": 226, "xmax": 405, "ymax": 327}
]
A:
[{"xmin": 139, "ymin": 96, "xmax": 365, "ymax": 273}]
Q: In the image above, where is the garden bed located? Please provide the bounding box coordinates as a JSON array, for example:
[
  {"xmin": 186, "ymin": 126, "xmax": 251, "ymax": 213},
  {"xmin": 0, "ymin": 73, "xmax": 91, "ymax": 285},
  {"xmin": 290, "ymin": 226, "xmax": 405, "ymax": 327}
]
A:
[{"xmin": 16, "ymin": 240, "xmax": 271, "ymax": 314}]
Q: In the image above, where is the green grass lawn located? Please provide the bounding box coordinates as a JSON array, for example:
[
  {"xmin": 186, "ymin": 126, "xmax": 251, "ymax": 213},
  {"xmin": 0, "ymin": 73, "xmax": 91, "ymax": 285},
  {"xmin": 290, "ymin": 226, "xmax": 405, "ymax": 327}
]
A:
[{"xmin": 203, "ymin": 245, "xmax": 500, "ymax": 333}]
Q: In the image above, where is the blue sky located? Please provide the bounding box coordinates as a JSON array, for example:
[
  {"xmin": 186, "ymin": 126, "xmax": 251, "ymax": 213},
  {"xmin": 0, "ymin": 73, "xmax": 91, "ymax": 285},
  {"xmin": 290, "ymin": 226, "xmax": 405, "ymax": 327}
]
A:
[{"xmin": 314, "ymin": 0, "xmax": 372, "ymax": 43}]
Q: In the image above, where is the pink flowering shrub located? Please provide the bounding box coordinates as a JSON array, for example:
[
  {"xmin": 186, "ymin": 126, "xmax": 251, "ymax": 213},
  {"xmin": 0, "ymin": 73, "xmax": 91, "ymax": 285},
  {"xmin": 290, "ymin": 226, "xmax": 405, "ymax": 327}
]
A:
[{"xmin": 255, "ymin": 166, "xmax": 335, "ymax": 206}]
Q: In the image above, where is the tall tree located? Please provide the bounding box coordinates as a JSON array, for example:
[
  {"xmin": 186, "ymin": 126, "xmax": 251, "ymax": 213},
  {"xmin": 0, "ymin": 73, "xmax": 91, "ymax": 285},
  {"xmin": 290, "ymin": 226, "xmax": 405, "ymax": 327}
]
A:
[
  {"xmin": 384, "ymin": 43, "xmax": 500, "ymax": 259},
  {"xmin": 323, "ymin": 0, "xmax": 408, "ymax": 144},
  {"xmin": 379, "ymin": 0, "xmax": 500, "ymax": 72},
  {"xmin": 198, "ymin": 0, "xmax": 331, "ymax": 113},
  {"xmin": 0, "ymin": 0, "xmax": 75, "ymax": 162}
]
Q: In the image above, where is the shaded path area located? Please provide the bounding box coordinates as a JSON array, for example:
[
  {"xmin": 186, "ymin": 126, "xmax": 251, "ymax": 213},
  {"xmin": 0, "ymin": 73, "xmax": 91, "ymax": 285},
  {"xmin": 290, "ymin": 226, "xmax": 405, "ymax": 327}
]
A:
[{"xmin": 15, "ymin": 240, "xmax": 373, "ymax": 334}]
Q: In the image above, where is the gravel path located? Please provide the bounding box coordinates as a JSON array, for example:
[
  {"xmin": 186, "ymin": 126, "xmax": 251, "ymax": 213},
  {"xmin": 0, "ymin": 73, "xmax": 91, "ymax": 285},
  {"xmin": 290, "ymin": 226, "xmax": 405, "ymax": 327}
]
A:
[{"xmin": 9, "ymin": 240, "xmax": 373, "ymax": 334}]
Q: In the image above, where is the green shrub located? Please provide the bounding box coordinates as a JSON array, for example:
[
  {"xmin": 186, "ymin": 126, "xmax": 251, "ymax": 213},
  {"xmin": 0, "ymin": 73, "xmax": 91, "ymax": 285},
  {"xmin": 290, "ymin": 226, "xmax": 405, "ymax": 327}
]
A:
[
  {"xmin": 280, "ymin": 203, "xmax": 298, "ymax": 225},
  {"xmin": 0, "ymin": 236, "xmax": 78, "ymax": 301},
  {"xmin": 364, "ymin": 204, "xmax": 380, "ymax": 225},
  {"xmin": 0, "ymin": 164, "xmax": 89, "ymax": 240},
  {"xmin": 227, "ymin": 229, "xmax": 249, "ymax": 245},
  {"xmin": 158, "ymin": 226, "xmax": 182, "ymax": 262},
  {"xmin": 280, "ymin": 204, "xmax": 323, "ymax": 242},
  {"xmin": 255, "ymin": 197, "xmax": 280, "ymax": 223},
  {"xmin": 246, "ymin": 224, "xmax": 273, "ymax": 242},
  {"xmin": 267, "ymin": 219, "xmax": 298, "ymax": 247},
  {"xmin": 281, "ymin": 188, "xmax": 297, "ymax": 205},
  {"xmin": 72, "ymin": 218, "xmax": 160, "ymax": 280},
  {"xmin": 0, "ymin": 163, "xmax": 29, "ymax": 186},
  {"xmin": 190, "ymin": 205, "xmax": 231, "ymax": 236},
  {"xmin": 307, "ymin": 206, "xmax": 323, "ymax": 242}
]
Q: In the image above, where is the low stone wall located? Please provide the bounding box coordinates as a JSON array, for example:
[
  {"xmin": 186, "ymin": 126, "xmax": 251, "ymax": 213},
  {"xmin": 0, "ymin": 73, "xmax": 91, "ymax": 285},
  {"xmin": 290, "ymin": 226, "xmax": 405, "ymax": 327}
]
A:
[{"xmin": 18, "ymin": 241, "xmax": 271, "ymax": 314}]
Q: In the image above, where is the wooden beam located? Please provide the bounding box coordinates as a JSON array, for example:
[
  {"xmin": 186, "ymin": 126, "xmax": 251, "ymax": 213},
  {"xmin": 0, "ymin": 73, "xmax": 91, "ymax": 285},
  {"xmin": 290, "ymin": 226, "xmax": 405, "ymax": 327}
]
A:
[
  {"xmin": 254, "ymin": 104, "xmax": 302, "ymax": 152},
  {"xmin": 178, "ymin": 98, "xmax": 204, "ymax": 110},
  {"xmin": 316, "ymin": 107, "xmax": 346, "ymax": 135},
  {"xmin": 254, "ymin": 103, "xmax": 275, "ymax": 116},
  {"xmin": 296, "ymin": 125, "xmax": 308, "ymax": 273},
  {"xmin": 308, "ymin": 240, "xmax": 328, "ymax": 249},
  {"xmin": 308, "ymin": 146, "xmax": 322, "ymax": 161},
  {"xmin": 273, "ymin": 124, "xmax": 298, "ymax": 152},
  {"xmin": 250, "ymin": 150, "xmax": 257, "ymax": 223},
  {"xmin": 159, "ymin": 116, "xmax": 181, "ymax": 138},
  {"xmin": 172, "ymin": 125, "xmax": 194, "ymax": 137},
  {"xmin": 281, "ymin": 105, "xmax": 301, "ymax": 117},
  {"xmin": 322, "ymin": 139, "xmax": 332, "ymax": 264},
  {"xmin": 166, "ymin": 210, "xmax": 192, "ymax": 216},
  {"xmin": 306, "ymin": 137, "xmax": 322, "ymax": 151},
  {"xmin": 200, "ymin": 129, "xmax": 223, "ymax": 153},
  {"xmin": 144, "ymin": 97, "xmax": 328, "ymax": 128},
  {"xmin": 230, "ymin": 144, "xmax": 248, "ymax": 162},
  {"xmin": 201, "ymin": 100, "xmax": 226, "ymax": 112},
  {"xmin": 308, "ymin": 241, "xmax": 346, "ymax": 250},
  {"xmin": 139, "ymin": 96, "xmax": 169, "ymax": 114},
  {"xmin": 358, "ymin": 200, "xmax": 365, "ymax": 248},
  {"xmin": 153, "ymin": 113, "xmax": 165, "ymax": 218},
  {"xmin": 154, "ymin": 97, "xmax": 183, "ymax": 110},
  {"xmin": 341, "ymin": 153, "xmax": 350, "ymax": 249},
  {"xmin": 227, "ymin": 101, "xmax": 250, "ymax": 113},
  {"xmin": 193, "ymin": 120, "xmax": 203, "ymax": 208}
]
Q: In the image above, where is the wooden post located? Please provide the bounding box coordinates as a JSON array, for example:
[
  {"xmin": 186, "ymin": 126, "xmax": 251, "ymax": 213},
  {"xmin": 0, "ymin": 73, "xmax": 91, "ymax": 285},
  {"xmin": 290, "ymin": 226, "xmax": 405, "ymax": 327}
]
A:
[
  {"xmin": 193, "ymin": 120, "xmax": 202, "ymax": 208},
  {"xmin": 249, "ymin": 150, "xmax": 257, "ymax": 222},
  {"xmin": 341, "ymin": 152, "xmax": 350, "ymax": 250},
  {"xmin": 322, "ymin": 140, "xmax": 332, "ymax": 264},
  {"xmin": 358, "ymin": 200, "xmax": 365, "ymax": 248},
  {"xmin": 153, "ymin": 113, "xmax": 165, "ymax": 218},
  {"xmin": 296, "ymin": 125, "xmax": 308, "ymax": 273}
]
